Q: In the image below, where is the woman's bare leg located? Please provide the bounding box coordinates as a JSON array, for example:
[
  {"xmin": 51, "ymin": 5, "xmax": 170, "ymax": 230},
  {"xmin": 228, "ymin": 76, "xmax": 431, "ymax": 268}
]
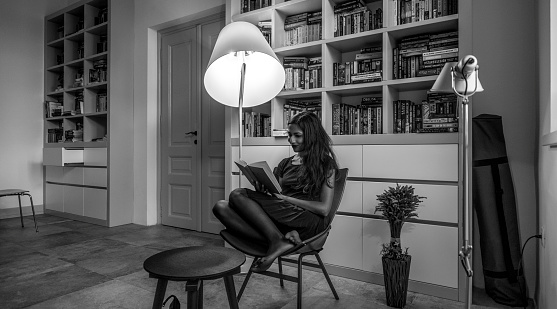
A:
[
  {"xmin": 227, "ymin": 189, "xmax": 294, "ymax": 272},
  {"xmin": 212, "ymin": 200, "xmax": 265, "ymax": 243}
]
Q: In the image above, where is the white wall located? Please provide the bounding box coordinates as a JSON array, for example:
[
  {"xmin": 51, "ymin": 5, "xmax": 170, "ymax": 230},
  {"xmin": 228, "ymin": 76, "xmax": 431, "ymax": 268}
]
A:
[
  {"xmin": 131, "ymin": 0, "xmax": 225, "ymax": 225},
  {"xmin": 0, "ymin": 0, "xmax": 78, "ymax": 216},
  {"xmin": 470, "ymin": 0, "xmax": 538, "ymax": 298},
  {"xmin": 538, "ymin": 0, "xmax": 557, "ymax": 307}
]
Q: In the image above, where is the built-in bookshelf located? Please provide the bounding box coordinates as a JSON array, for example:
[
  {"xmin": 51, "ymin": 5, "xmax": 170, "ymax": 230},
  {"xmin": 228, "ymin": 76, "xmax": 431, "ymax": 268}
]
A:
[
  {"xmin": 44, "ymin": 0, "xmax": 109, "ymax": 148},
  {"xmin": 227, "ymin": 0, "xmax": 467, "ymax": 302},
  {"xmin": 43, "ymin": 0, "xmax": 134, "ymax": 227},
  {"xmin": 232, "ymin": 0, "xmax": 460, "ymax": 139}
]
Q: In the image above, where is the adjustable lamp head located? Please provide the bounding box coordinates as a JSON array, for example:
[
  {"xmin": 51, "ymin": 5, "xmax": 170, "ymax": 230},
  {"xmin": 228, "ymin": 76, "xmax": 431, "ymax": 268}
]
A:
[
  {"xmin": 430, "ymin": 55, "xmax": 484, "ymax": 98},
  {"xmin": 203, "ymin": 21, "xmax": 285, "ymax": 108}
]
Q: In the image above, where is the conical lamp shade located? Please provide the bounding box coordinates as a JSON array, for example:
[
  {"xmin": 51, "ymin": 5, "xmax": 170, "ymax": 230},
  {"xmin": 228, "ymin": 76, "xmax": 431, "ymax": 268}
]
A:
[
  {"xmin": 204, "ymin": 21, "xmax": 285, "ymax": 107},
  {"xmin": 430, "ymin": 62, "xmax": 484, "ymax": 95}
]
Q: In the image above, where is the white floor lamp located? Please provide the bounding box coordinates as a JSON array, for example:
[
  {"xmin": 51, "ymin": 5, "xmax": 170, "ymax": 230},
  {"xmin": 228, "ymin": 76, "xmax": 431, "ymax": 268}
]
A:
[
  {"xmin": 203, "ymin": 21, "xmax": 285, "ymax": 186},
  {"xmin": 430, "ymin": 55, "xmax": 484, "ymax": 309}
]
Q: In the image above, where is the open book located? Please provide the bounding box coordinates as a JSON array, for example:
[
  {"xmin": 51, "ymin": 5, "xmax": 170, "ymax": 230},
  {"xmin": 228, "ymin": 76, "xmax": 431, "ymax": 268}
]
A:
[{"xmin": 234, "ymin": 160, "xmax": 282, "ymax": 194}]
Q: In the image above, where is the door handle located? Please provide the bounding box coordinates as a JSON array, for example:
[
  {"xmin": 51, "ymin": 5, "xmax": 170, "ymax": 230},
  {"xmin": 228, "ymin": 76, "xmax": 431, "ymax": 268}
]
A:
[{"xmin": 185, "ymin": 130, "xmax": 197, "ymax": 136}]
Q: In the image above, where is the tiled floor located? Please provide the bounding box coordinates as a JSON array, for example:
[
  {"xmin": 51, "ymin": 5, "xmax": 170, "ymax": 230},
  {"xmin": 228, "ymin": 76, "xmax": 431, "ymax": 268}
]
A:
[{"xmin": 0, "ymin": 214, "xmax": 532, "ymax": 308}]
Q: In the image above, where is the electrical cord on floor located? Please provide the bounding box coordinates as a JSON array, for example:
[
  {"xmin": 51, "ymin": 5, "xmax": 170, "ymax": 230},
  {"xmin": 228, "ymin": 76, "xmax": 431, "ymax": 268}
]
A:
[{"xmin": 517, "ymin": 234, "xmax": 541, "ymax": 309}]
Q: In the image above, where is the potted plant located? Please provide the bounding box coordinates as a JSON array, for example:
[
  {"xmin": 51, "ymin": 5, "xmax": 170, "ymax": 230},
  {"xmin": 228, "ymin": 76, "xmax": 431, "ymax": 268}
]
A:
[{"xmin": 375, "ymin": 184, "xmax": 425, "ymax": 308}]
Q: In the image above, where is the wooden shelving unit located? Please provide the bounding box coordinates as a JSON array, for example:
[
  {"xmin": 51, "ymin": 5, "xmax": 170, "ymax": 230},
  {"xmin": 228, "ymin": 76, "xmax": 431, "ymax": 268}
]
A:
[
  {"xmin": 43, "ymin": 0, "xmax": 134, "ymax": 227},
  {"xmin": 226, "ymin": 0, "xmax": 467, "ymax": 301}
]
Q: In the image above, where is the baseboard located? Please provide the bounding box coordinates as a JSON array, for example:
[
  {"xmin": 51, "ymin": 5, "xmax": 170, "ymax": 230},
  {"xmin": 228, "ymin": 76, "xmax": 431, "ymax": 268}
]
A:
[{"xmin": 0, "ymin": 205, "xmax": 44, "ymax": 220}]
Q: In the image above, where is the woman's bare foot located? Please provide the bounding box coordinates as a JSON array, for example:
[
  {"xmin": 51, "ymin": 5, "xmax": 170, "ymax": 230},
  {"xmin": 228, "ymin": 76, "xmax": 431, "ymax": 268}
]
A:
[
  {"xmin": 251, "ymin": 237, "xmax": 294, "ymax": 273},
  {"xmin": 285, "ymin": 230, "xmax": 302, "ymax": 245}
]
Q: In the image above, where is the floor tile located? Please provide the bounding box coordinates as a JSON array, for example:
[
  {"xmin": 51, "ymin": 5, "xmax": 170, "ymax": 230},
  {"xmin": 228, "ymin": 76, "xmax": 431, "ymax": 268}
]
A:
[
  {"xmin": 25, "ymin": 279, "xmax": 153, "ymax": 309},
  {"xmin": 0, "ymin": 264, "xmax": 109, "ymax": 309},
  {"xmin": 17, "ymin": 230, "xmax": 101, "ymax": 251}
]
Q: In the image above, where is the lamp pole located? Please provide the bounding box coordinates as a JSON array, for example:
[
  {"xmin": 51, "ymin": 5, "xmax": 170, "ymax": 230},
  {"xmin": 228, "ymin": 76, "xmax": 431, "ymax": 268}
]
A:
[{"xmin": 238, "ymin": 61, "xmax": 246, "ymax": 187}]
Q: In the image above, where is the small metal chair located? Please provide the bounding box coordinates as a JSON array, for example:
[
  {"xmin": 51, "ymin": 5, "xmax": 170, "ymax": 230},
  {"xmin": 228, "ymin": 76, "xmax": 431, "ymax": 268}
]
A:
[
  {"xmin": 0, "ymin": 189, "xmax": 38, "ymax": 232},
  {"xmin": 220, "ymin": 168, "xmax": 348, "ymax": 308}
]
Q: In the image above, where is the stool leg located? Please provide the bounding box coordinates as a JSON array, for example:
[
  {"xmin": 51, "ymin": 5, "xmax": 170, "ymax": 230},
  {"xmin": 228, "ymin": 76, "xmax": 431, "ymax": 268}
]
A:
[
  {"xmin": 25, "ymin": 193, "xmax": 38, "ymax": 233},
  {"xmin": 152, "ymin": 279, "xmax": 168, "ymax": 309},
  {"xmin": 17, "ymin": 194, "xmax": 24, "ymax": 228},
  {"xmin": 223, "ymin": 275, "xmax": 239, "ymax": 309},
  {"xmin": 278, "ymin": 256, "xmax": 284, "ymax": 287},
  {"xmin": 186, "ymin": 279, "xmax": 201, "ymax": 309}
]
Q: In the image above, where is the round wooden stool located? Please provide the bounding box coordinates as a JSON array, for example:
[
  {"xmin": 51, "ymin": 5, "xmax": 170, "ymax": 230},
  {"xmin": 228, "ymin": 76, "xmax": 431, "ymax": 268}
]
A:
[{"xmin": 143, "ymin": 246, "xmax": 245, "ymax": 309}]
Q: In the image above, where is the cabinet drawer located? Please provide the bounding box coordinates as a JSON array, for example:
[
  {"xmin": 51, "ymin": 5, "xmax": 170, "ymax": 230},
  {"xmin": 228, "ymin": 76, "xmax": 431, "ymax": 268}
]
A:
[
  {"xmin": 45, "ymin": 183, "xmax": 63, "ymax": 212},
  {"xmin": 321, "ymin": 215, "xmax": 363, "ymax": 270},
  {"xmin": 334, "ymin": 145, "xmax": 363, "ymax": 177},
  {"xmin": 363, "ymin": 218, "xmax": 459, "ymax": 288},
  {"xmin": 45, "ymin": 166, "xmax": 64, "ymax": 183},
  {"xmin": 84, "ymin": 148, "xmax": 107, "ymax": 166},
  {"xmin": 362, "ymin": 144, "xmax": 458, "ymax": 181},
  {"xmin": 84, "ymin": 188, "xmax": 107, "ymax": 220},
  {"xmin": 84, "ymin": 168, "xmax": 107, "ymax": 187},
  {"xmin": 43, "ymin": 148, "xmax": 83, "ymax": 166},
  {"xmin": 63, "ymin": 167, "xmax": 84, "ymax": 185},
  {"xmin": 362, "ymin": 182, "xmax": 458, "ymax": 223},
  {"xmin": 63, "ymin": 186, "xmax": 84, "ymax": 216},
  {"xmin": 338, "ymin": 181, "xmax": 362, "ymax": 213}
]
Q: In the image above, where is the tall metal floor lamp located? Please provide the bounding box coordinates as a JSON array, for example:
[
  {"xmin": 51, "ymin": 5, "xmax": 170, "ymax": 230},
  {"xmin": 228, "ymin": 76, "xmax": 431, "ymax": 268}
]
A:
[
  {"xmin": 203, "ymin": 21, "xmax": 285, "ymax": 186},
  {"xmin": 430, "ymin": 55, "xmax": 484, "ymax": 309}
]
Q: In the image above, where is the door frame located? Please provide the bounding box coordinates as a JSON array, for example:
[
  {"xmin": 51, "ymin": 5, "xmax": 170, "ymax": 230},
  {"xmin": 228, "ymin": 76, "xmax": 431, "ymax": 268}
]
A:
[{"xmin": 157, "ymin": 7, "xmax": 226, "ymax": 228}]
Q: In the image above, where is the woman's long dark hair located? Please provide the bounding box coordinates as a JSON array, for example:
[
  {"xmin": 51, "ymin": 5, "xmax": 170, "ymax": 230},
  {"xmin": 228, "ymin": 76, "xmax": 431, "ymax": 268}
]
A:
[{"xmin": 289, "ymin": 112, "xmax": 339, "ymax": 198}]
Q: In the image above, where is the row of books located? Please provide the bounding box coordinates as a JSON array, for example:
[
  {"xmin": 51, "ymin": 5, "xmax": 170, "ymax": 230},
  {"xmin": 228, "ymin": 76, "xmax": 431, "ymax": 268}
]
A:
[
  {"xmin": 45, "ymin": 101, "xmax": 63, "ymax": 118},
  {"xmin": 258, "ymin": 20, "xmax": 272, "ymax": 45},
  {"xmin": 394, "ymin": 0, "xmax": 458, "ymax": 25},
  {"xmin": 332, "ymin": 97, "xmax": 383, "ymax": 135},
  {"xmin": 283, "ymin": 57, "xmax": 322, "ymax": 90},
  {"xmin": 284, "ymin": 11, "xmax": 322, "ymax": 46},
  {"xmin": 393, "ymin": 30, "xmax": 458, "ymax": 79},
  {"xmin": 283, "ymin": 99, "xmax": 322, "ymax": 128},
  {"xmin": 393, "ymin": 92, "xmax": 458, "ymax": 134},
  {"xmin": 333, "ymin": 46, "xmax": 383, "ymax": 85},
  {"xmin": 334, "ymin": 0, "xmax": 383, "ymax": 37},
  {"xmin": 97, "ymin": 92, "xmax": 108, "ymax": 112},
  {"xmin": 47, "ymin": 128, "xmax": 64, "ymax": 143},
  {"xmin": 240, "ymin": 0, "xmax": 271, "ymax": 13},
  {"xmin": 243, "ymin": 112, "xmax": 271, "ymax": 137}
]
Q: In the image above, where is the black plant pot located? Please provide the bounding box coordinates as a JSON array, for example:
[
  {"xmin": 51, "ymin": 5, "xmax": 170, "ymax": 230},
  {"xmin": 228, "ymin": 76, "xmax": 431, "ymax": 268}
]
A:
[{"xmin": 382, "ymin": 255, "xmax": 412, "ymax": 308}]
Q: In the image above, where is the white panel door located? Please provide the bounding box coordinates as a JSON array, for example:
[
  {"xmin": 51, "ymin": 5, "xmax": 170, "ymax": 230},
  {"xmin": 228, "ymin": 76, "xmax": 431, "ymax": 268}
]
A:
[{"xmin": 160, "ymin": 26, "xmax": 199, "ymax": 230}]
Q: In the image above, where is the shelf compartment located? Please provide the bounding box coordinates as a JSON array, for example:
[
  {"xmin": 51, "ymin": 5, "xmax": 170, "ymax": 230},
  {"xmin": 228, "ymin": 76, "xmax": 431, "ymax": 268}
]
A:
[
  {"xmin": 387, "ymin": 15, "xmax": 458, "ymax": 42},
  {"xmin": 64, "ymin": 34, "xmax": 85, "ymax": 62},
  {"xmin": 45, "ymin": 14, "xmax": 65, "ymax": 43},
  {"xmin": 85, "ymin": 0, "xmax": 108, "ymax": 28},
  {"xmin": 85, "ymin": 31, "xmax": 108, "ymax": 57},
  {"xmin": 274, "ymin": 0, "xmax": 322, "ymax": 17},
  {"xmin": 83, "ymin": 114, "xmax": 107, "ymax": 142},
  {"xmin": 324, "ymin": 30, "xmax": 384, "ymax": 53}
]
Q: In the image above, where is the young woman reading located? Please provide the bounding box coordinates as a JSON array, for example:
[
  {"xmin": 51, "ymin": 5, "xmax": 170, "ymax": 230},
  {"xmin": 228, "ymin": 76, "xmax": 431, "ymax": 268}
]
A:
[{"xmin": 213, "ymin": 111, "xmax": 339, "ymax": 272}]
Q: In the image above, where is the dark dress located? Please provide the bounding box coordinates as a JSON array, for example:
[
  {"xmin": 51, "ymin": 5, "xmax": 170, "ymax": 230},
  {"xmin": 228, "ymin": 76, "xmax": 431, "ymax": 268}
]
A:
[{"xmin": 245, "ymin": 156, "xmax": 327, "ymax": 240}]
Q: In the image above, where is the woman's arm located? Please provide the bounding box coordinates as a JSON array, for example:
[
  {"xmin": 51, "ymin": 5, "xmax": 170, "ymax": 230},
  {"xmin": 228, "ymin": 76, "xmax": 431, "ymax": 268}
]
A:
[{"xmin": 274, "ymin": 169, "xmax": 336, "ymax": 217}]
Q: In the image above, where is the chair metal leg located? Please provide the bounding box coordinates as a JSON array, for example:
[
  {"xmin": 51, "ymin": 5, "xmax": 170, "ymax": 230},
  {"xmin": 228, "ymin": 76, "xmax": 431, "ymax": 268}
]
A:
[
  {"xmin": 315, "ymin": 253, "xmax": 339, "ymax": 300},
  {"xmin": 152, "ymin": 279, "xmax": 168, "ymax": 309},
  {"xmin": 17, "ymin": 194, "xmax": 24, "ymax": 228},
  {"xmin": 237, "ymin": 259, "xmax": 256, "ymax": 300},
  {"xmin": 24, "ymin": 193, "xmax": 38, "ymax": 232},
  {"xmin": 223, "ymin": 275, "xmax": 239, "ymax": 309},
  {"xmin": 278, "ymin": 256, "xmax": 284, "ymax": 287},
  {"xmin": 297, "ymin": 253, "xmax": 305, "ymax": 309}
]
